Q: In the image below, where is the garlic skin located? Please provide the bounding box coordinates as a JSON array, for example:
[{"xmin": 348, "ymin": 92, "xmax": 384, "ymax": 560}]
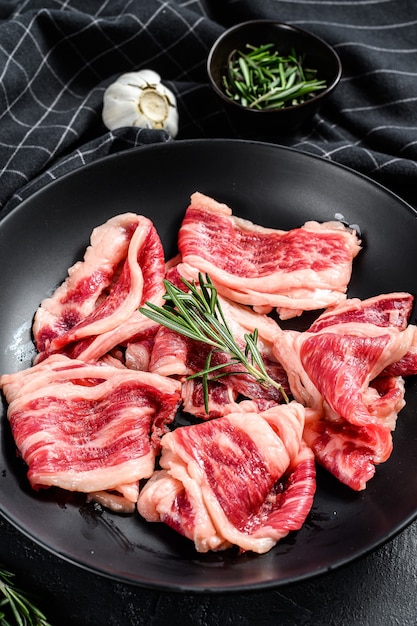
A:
[{"xmin": 102, "ymin": 69, "xmax": 179, "ymax": 138}]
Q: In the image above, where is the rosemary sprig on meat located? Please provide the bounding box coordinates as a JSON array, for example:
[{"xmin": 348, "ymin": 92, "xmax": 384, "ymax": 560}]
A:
[
  {"xmin": 140, "ymin": 273, "xmax": 289, "ymax": 413},
  {"xmin": 0, "ymin": 566, "xmax": 51, "ymax": 626}
]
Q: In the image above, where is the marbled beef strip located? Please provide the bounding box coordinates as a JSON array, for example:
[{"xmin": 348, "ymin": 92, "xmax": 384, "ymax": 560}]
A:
[
  {"xmin": 308, "ymin": 292, "xmax": 414, "ymax": 333},
  {"xmin": 137, "ymin": 402, "xmax": 316, "ymax": 554},
  {"xmin": 33, "ymin": 213, "xmax": 165, "ymax": 363},
  {"xmin": 177, "ymin": 192, "xmax": 361, "ymax": 320},
  {"xmin": 307, "ymin": 291, "xmax": 417, "ymax": 378},
  {"xmin": 33, "ymin": 213, "xmax": 139, "ymax": 354},
  {"xmin": 0, "ymin": 354, "xmax": 181, "ymax": 494},
  {"xmin": 272, "ymin": 293, "xmax": 416, "ymax": 490}
]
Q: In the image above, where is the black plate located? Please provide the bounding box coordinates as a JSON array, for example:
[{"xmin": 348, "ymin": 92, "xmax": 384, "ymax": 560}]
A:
[{"xmin": 1, "ymin": 139, "xmax": 417, "ymax": 593}]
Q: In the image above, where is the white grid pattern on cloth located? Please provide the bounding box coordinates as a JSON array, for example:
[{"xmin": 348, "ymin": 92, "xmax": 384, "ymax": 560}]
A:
[{"xmin": 0, "ymin": 0, "xmax": 417, "ymax": 213}]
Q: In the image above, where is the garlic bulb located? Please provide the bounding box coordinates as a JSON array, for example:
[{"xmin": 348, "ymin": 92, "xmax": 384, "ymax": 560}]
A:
[{"xmin": 102, "ymin": 69, "xmax": 179, "ymax": 138}]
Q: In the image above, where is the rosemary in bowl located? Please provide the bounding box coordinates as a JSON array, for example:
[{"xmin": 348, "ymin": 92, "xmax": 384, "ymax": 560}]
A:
[
  {"xmin": 223, "ymin": 43, "xmax": 327, "ymax": 110},
  {"xmin": 207, "ymin": 20, "xmax": 342, "ymax": 133}
]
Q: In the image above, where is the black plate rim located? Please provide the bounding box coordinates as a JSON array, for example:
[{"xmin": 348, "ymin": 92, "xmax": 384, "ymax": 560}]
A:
[
  {"xmin": 2, "ymin": 138, "xmax": 416, "ymax": 224},
  {"xmin": 1, "ymin": 138, "xmax": 417, "ymax": 593}
]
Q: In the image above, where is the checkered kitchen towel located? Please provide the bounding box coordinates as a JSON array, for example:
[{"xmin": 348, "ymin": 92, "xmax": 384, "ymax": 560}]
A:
[{"xmin": 1, "ymin": 0, "xmax": 416, "ymax": 214}]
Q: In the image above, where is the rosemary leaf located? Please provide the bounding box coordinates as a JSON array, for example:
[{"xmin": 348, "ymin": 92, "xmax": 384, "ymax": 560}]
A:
[
  {"xmin": 0, "ymin": 566, "xmax": 51, "ymax": 626},
  {"xmin": 238, "ymin": 56, "xmax": 251, "ymax": 87},
  {"xmin": 140, "ymin": 273, "xmax": 289, "ymax": 412}
]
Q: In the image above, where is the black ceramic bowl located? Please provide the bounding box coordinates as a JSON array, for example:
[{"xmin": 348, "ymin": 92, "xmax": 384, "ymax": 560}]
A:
[{"xmin": 207, "ymin": 20, "xmax": 342, "ymax": 135}]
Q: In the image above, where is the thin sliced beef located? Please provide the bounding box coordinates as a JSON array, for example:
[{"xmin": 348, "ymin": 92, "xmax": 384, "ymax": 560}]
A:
[
  {"xmin": 181, "ymin": 377, "xmax": 242, "ymax": 419},
  {"xmin": 0, "ymin": 355, "xmax": 181, "ymax": 494},
  {"xmin": 73, "ymin": 313, "xmax": 160, "ymax": 365},
  {"xmin": 299, "ymin": 331, "xmax": 410, "ymax": 429},
  {"xmin": 273, "ymin": 293, "xmax": 415, "ymax": 427},
  {"xmin": 124, "ymin": 332, "xmax": 158, "ymax": 371},
  {"xmin": 137, "ymin": 402, "xmax": 316, "ymax": 554},
  {"xmin": 33, "ymin": 213, "xmax": 138, "ymax": 353},
  {"xmin": 86, "ymin": 482, "xmax": 139, "ymax": 514},
  {"xmin": 177, "ymin": 192, "xmax": 361, "ymax": 319},
  {"xmin": 382, "ymin": 327, "xmax": 417, "ymax": 377},
  {"xmin": 307, "ymin": 292, "xmax": 417, "ymax": 378},
  {"xmin": 272, "ymin": 293, "xmax": 416, "ymax": 490},
  {"xmin": 302, "ymin": 416, "xmax": 395, "ymax": 491},
  {"xmin": 33, "ymin": 213, "xmax": 165, "ymax": 363},
  {"xmin": 308, "ymin": 292, "xmax": 414, "ymax": 333}
]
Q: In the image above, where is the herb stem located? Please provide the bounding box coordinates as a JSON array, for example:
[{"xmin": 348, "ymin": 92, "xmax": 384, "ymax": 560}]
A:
[
  {"xmin": 0, "ymin": 566, "xmax": 51, "ymax": 626},
  {"xmin": 140, "ymin": 273, "xmax": 289, "ymax": 413}
]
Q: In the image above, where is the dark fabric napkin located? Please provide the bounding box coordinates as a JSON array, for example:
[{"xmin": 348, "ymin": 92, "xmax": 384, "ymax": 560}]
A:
[
  {"xmin": 1, "ymin": 0, "xmax": 417, "ymax": 215},
  {"xmin": 1, "ymin": 1, "xmax": 417, "ymax": 624}
]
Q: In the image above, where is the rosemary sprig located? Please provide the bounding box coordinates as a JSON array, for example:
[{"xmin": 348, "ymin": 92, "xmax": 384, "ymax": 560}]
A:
[
  {"xmin": 0, "ymin": 566, "xmax": 51, "ymax": 626},
  {"xmin": 140, "ymin": 273, "xmax": 289, "ymax": 413},
  {"xmin": 222, "ymin": 43, "xmax": 327, "ymax": 110}
]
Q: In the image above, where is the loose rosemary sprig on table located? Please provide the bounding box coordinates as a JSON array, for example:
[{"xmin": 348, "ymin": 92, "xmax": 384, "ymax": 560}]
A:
[
  {"xmin": 222, "ymin": 43, "xmax": 327, "ymax": 110},
  {"xmin": 0, "ymin": 566, "xmax": 51, "ymax": 626},
  {"xmin": 140, "ymin": 273, "xmax": 289, "ymax": 413}
]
